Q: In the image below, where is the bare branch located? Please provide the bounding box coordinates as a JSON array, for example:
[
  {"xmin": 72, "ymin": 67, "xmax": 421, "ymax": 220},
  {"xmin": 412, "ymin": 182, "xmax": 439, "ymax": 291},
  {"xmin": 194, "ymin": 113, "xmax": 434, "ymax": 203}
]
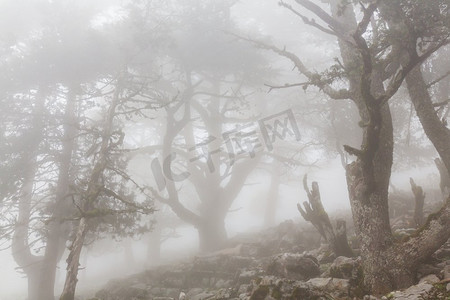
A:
[
  {"xmin": 294, "ymin": 0, "xmax": 346, "ymax": 34},
  {"xmin": 279, "ymin": 1, "xmax": 336, "ymax": 36},
  {"xmin": 230, "ymin": 33, "xmax": 352, "ymax": 100},
  {"xmin": 427, "ymin": 70, "xmax": 450, "ymax": 88}
]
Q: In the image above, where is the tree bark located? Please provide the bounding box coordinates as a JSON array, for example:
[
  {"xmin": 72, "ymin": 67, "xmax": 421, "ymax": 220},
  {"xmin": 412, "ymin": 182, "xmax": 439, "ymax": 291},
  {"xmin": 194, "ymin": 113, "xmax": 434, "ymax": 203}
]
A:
[
  {"xmin": 435, "ymin": 158, "xmax": 450, "ymax": 200},
  {"xmin": 327, "ymin": 0, "xmax": 396, "ymax": 293},
  {"xmin": 59, "ymin": 217, "xmax": 88, "ymax": 300},
  {"xmin": 405, "ymin": 67, "xmax": 450, "ymax": 172}
]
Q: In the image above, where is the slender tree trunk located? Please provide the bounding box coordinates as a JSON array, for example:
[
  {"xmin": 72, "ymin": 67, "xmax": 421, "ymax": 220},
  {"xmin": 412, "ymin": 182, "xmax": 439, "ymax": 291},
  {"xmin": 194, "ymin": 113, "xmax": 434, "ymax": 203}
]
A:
[
  {"xmin": 11, "ymin": 89, "xmax": 46, "ymax": 300},
  {"xmin": 147, "ymin": 226, "xmax": 161, "ymax": 267},
  {"xmin": 264, "ymin": 162, "xmax": 280, "ymax": 228},
  {"xmin": 410, "ymin": 178, "xmax": 425, "ymax": 227},
  {"xmin": 59, "ymin": 217, "xmax": 89, "ymax": 300},
  {"xmin": 60, "ymin": 80, "xmax": 122, "ymax": 299},
  {"xmin": 12, "ymin": 163, "xmax": 43, "ymax": 299},
  {"xmin": 405, "ymin": 67, "xmax": 450, "ymax": 172},
  {"xmin": 38, "ymin": 87, "xmax": 78, "ymax": 300}
]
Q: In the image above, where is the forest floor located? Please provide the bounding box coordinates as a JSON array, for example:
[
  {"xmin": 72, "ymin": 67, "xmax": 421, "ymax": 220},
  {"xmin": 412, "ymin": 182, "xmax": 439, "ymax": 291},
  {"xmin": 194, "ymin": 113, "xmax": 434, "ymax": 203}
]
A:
[{"xmin": 86, "ymin": 217, "xmax": 450, "ymax": 300}]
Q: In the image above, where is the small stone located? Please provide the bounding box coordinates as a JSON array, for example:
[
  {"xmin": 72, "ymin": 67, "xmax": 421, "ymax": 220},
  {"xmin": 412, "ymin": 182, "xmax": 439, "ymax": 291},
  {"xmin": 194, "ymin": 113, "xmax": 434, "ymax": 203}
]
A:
[{"xmin": 447, "ymin": 283, "xmax": 450, "ymax": 292}]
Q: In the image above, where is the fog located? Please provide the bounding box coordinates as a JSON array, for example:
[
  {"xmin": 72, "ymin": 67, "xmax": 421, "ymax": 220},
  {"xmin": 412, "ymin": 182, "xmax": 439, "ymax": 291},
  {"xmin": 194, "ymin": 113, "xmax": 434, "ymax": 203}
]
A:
[{"xmin": 0, "ymin": 1, "xmax": 449, "ymax": 299}]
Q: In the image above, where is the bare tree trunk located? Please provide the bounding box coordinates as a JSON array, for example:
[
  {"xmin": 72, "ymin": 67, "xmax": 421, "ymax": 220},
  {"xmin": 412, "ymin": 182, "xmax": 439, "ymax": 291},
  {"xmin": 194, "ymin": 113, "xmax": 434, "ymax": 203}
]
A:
[
  {"xmin": 435, "ymin": 158, "xmax": 450, "ymax": 200},
  {"xmin": 59, "ymin": 217, "xmax": 88, "ymax": 300},
  {"xmin": 264, "ymin": 162, "xmax": 280, "ymax": 228},
  {"xmin": 124, "ymin": 239, "xmax": 136, "ymax": 269},
  {"xmin": 38, "ymin": 87, "xmax": 78, "ymax": 300},
  {"xmin": 326, "ymin": 1, "xmax": 397, "ymax": 293},
  {"xmin": 12, "ymin": 163, "xmax": 43, "ymax": 299},
  {"xmin": 410, "ymin": 178, "xmax": 425, "ymax": 227},
  {"xmin": 147, "ymin": 226, "xmax": 161, "ymax": 267},
  {"xmin": 60, "ymin": 79, "xmax": 122, "ymax": 299},
  {"xmin": 11, "ymin": 89, "xmax": 46, "ymax": 300},
  {"xmin": 298, "ymin": 174, "xmax": 353, "ymax": 257},
  {"xmin": 197, "ymin": 218, "xmax": 228, "ymax": 253}
]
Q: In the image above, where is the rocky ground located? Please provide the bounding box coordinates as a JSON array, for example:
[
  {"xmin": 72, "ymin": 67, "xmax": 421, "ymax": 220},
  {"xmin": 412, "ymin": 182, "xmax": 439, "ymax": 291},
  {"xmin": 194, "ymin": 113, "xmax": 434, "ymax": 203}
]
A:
[{"xmin": 89, "ymin": 220, "xmax": 450, "ymax": 300}]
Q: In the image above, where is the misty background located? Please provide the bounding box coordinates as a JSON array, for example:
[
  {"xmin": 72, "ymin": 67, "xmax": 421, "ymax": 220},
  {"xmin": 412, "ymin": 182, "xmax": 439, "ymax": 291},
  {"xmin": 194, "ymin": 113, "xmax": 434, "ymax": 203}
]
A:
[{"xmin": 0, "ymin": 0, "xmax": 448, "ymax": 299}]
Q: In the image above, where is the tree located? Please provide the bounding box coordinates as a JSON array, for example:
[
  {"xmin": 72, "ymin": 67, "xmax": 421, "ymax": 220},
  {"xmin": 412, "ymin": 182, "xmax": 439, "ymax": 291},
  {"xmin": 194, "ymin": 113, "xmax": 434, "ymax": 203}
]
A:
[
  {"xmin": 59, "ymin": 72, "xmax": 155, "ymax": 300},
  {"xmin": 250, "ymin": 0, "xmax": 450, "ymax": 294},
  {"xmin": 125, "ymin": 0, "xmax": 275, "ymax": 252},
  {"xmin": 0, "ymin": 1, "xmax": 156, "ymax": 298}
]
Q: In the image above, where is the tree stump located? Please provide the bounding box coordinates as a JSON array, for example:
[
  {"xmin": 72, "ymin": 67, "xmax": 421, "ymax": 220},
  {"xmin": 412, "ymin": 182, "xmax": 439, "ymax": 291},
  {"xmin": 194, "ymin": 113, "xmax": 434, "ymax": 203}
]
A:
[
  {"xmin": 298, "ymin": 174, "xmax": 353, "ymax": 257},
  {"xmin": 410, "ymin": 178, "xmax": 425, "ymax": 228}
]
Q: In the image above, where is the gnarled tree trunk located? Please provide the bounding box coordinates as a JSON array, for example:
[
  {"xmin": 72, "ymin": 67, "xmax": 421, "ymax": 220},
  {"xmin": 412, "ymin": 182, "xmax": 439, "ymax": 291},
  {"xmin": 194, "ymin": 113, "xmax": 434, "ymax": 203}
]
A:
[{"xmin": 298, "ymin": 174, "xmax": 353, "ymax": 257}]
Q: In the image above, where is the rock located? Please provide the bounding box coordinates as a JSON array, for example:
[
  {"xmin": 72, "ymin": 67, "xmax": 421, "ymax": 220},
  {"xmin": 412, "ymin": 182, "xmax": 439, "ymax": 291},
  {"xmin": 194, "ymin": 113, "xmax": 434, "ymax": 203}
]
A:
[
  {"xmin": 329, "ymin": 256, "xmax": 360, "ymax": 279},
  {"xmin": 187, "ymin": 288, "xmax": 204, "ymax": 299},
  {"xmin": 327, "ymin": 256, "xmax": 364, "ymax": 297},
  {"xmin": 363, "ymin": 296, "xmax": 378, "ymax": 300},
  {"xmin": 178, "ymin": 291, "xmax": 186, "ymax": 300},
  {"xmin": 307, "ymin": 277, "xmax": 350, "ymax": 298},
  {"xmin": 95, "ymin": 280, "xmax": 150, "ymax": 300},
  {"xmin": 447, "ymin": 283, "xmax": 450, "ymax": 292},
  {"xmin": 266, "ymin": 253, "xmax": 320, "ymax": 281},
  {"xmin": 214, "ymin": 288, "xmax": 234, "ymax": 299},
  {"xmin": 417, "ymin": 263, "xmax": 441, "ymax": 278},
  {"xmin": 190, "ymin": 292, "xmax": 215, "ymax": 300},
  {"xmin": 419, "ymin": 274, "xmax": 440, "ymax": 284},
  {"xmin": 387, "ymin": 282, "xmax": 434, "ymax": 300},
  {"xmin": 443, "ymin": 265, "xmax": 450, "ymax": 279},
  {"xmin": 238, "ymin": 269, "xmax": 261, "ymax": 284},
  {"xmin": 238, "ymin": 284, "xmax": 251, "ymax": 294},
  {"xmin": 307, "ymin": 277, "xmax": 332, "ymax": 289},
  {"xmin": 215, "ymin": 279, "xmax": 231, "ymax": 289},
  {"xmin": 306, "ymin": 244, "xmax": 336, "ymax": 264},
  {"xmin": 192, "ymin": 254, "xmax": 252, "ymax": 277}
]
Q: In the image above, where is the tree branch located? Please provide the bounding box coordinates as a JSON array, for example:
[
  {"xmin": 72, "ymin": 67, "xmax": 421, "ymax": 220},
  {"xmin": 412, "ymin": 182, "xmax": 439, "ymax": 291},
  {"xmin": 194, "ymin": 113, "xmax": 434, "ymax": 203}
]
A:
[
  {"xmin": 279, "ymin": 1, "xmax": 336, "ymax": 36},
  {"xmin": 231, "ymin": 34, "xmax": 352, "ymax": 100}
]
